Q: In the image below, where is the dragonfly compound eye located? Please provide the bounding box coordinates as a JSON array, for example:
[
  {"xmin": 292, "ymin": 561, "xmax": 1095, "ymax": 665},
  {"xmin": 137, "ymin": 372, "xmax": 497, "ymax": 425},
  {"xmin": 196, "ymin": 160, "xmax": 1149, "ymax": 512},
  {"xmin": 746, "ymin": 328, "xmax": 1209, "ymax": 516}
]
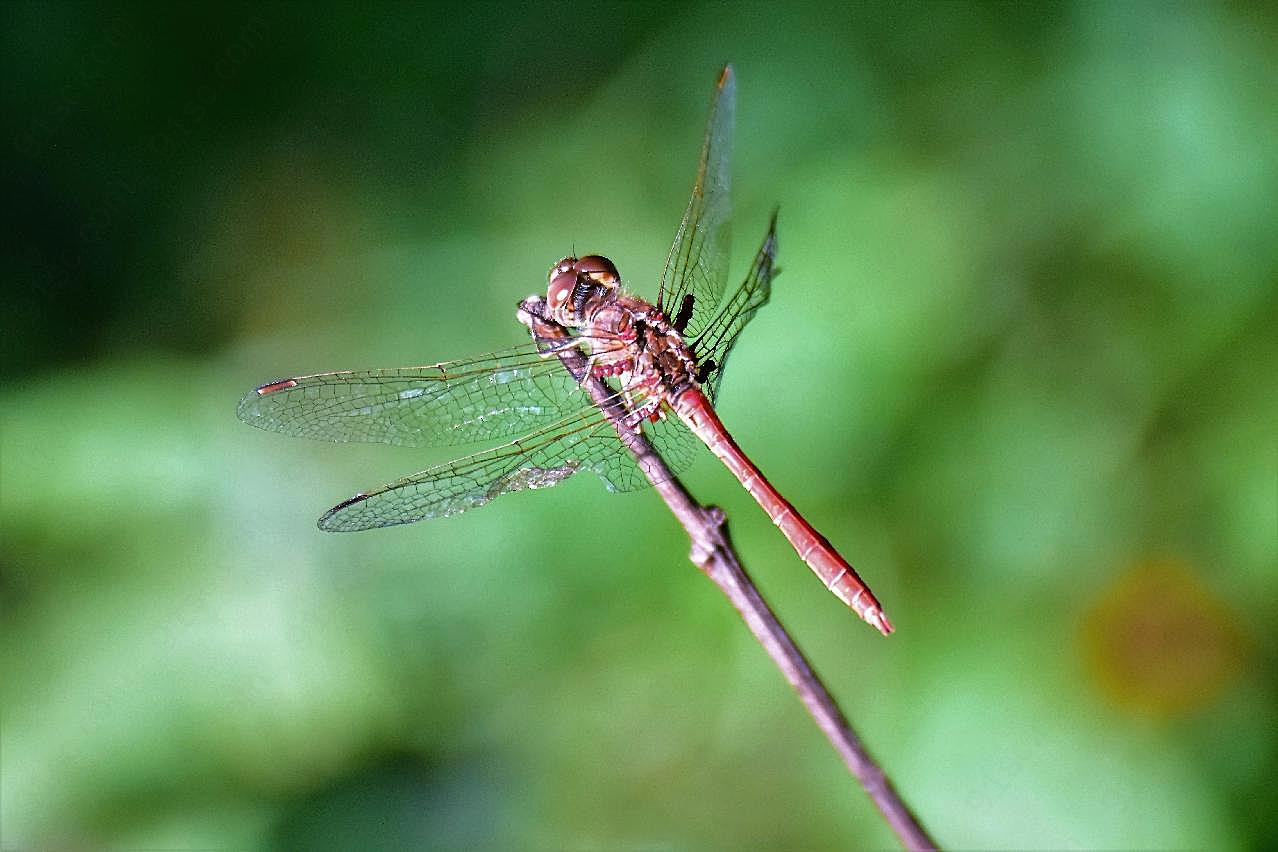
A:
[
  {"xmin": 548, "ymin": 257, "xmax": 576, "ymax": 281},
  {"xmin": 576, "ymin": 255, "xmax": 620, "ymax": 288},
  {"xmin": 545, "ymin": 255, "xmax": 619, "ymax": 326},
  {"xmin": 546, "ymin": 261, "xmax": 578, "ymax": 321}
]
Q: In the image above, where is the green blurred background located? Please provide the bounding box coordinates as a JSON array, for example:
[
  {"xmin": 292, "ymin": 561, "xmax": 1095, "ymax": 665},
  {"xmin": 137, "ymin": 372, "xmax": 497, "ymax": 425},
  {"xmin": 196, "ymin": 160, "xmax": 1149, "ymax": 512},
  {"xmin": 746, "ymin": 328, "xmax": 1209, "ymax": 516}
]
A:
[{"xmin": 3, "ymin": 1, "xmax": 1275, "ymax": 849}]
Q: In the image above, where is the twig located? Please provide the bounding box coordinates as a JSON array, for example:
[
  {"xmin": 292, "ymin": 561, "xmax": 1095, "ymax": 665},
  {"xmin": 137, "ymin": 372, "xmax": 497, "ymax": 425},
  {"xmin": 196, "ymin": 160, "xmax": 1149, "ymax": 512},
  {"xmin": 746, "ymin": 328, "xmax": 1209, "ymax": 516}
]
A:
[{"xmin": 518, "ymin": 297, "xmax": 938, "ymax": 851}]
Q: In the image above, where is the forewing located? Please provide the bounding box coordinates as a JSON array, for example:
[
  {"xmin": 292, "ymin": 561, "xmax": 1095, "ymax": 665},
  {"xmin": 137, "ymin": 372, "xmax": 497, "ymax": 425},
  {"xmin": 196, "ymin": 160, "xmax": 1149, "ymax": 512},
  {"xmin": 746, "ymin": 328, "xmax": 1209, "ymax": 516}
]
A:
[
  {"xmin": 656, "ymin": 65, "xmax": 734, "ymax": 339},
  {"xmin": 237, "ymin": 343, "xmax": 594, "ymax": 448},
  {"xmin": 691, "ymin": 210, "xmax": 778, "ymax": 402}
]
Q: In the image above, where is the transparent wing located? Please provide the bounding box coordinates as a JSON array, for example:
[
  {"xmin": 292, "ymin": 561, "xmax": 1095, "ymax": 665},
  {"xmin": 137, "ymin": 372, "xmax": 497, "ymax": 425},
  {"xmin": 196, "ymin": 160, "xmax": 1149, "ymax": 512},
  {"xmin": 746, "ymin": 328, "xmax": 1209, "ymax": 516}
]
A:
[
  {"xmin": 318, "ymin": 385, "xmax": 704, "ymax": 531},
  {"xmin": 691, "ymin": 210, "xmax": 779, "ymax": 402},
  {"xmin": 624, "ymin": 407, "xmax": 702, "ymax": 487},
  {"xmin": 655, "ymin": 65, "xmax": 734, "ymax": 339},
  {"xmin": 237, "ymin": 339, "xmax": 619, "ymax": 448}
]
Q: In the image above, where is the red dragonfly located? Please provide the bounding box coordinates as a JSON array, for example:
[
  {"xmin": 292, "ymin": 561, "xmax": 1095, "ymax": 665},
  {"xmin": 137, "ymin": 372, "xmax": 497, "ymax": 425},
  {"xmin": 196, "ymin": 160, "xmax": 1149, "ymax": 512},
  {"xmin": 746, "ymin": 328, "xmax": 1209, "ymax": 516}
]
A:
[{"xmin": 238, "ymin": 66, "xmax": 892, "ymax": 635}]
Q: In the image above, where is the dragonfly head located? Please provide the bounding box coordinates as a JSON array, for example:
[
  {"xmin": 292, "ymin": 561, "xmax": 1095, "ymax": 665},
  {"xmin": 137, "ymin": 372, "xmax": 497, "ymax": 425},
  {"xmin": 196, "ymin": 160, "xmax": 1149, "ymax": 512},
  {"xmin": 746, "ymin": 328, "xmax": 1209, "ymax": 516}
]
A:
[{"xmin": 546, "ymin": 254, "xmax": 620, "ymax": 326}]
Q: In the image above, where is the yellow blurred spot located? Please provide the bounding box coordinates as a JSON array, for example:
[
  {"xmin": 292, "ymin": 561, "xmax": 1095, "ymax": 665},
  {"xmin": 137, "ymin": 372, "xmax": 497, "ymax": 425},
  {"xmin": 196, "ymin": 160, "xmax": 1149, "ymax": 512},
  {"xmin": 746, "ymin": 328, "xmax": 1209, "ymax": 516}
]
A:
[{"xmin": 1083, "ymin": 560, "xmax": 1243, "ymax": 718}]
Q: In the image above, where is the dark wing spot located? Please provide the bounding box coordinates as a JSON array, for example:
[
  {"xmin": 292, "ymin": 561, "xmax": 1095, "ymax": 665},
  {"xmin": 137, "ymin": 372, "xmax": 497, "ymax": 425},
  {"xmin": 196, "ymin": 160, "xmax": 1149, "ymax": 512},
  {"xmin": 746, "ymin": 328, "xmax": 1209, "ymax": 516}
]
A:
[
  {"xmin": 257, "ymin": 379, "xmax": 299, "ymax": 395},
  {"xmin": 673, "ymin": 294, "xmax": 695, "ymax": 333},
  {"xmin": 318, "ymin": 493, "xmax": 369, "ymax": 531},
  {"xmin": 695, "ymin": 359, "xmax": 718, "ymax": 385}
]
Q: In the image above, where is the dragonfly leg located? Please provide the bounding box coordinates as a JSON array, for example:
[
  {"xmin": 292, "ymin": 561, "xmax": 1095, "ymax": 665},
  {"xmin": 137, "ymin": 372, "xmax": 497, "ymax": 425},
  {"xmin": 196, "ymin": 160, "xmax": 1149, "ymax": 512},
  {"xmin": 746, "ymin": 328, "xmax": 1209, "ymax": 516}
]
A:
[{"xmin": 620, "ymin": 373, "xmax": 665, "ymax": 428}]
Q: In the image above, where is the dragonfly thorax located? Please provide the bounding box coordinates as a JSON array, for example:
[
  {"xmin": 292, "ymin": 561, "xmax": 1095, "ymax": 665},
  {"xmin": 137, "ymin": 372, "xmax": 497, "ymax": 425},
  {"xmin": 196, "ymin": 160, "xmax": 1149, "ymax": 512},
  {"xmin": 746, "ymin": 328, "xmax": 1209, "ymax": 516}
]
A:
[{"xmin": 584, "ymin": 292, "xmax": 702, "ymax": 406}]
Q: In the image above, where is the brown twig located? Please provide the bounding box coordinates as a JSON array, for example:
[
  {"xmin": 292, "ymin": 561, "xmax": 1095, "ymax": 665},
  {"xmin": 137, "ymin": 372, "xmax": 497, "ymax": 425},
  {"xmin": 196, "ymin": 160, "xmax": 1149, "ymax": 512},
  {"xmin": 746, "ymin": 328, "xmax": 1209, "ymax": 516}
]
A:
[{"xmin": 518, "ymin": 297, "xmax": 938, "ymax": 851}]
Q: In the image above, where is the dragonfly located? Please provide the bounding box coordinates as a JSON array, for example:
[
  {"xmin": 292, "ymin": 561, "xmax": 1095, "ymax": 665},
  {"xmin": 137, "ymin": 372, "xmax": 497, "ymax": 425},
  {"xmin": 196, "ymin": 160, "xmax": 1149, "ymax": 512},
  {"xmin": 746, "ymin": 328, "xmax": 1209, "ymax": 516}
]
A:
[{"xmin": 238, "ymin": 66, "xmax": 892, "ymax": 635}]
